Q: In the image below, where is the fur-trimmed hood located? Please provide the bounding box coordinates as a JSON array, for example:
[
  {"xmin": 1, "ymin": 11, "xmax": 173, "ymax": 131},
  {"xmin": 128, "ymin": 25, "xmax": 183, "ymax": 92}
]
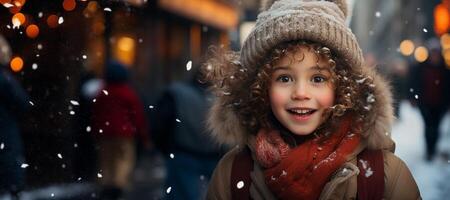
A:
[{"xmin": 207, "ymin": 65, "xmax": 395, "ymax": 151}]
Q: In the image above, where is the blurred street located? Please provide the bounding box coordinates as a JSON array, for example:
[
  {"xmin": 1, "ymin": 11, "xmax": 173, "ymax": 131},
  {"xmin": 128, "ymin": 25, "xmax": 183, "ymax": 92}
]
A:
[
  {"xmin": 0, "ymin": 101, "xmax": 448, "ymax": 200},
  {"xmin": 1, "ymin": 0, "xmax": 450, "ymax": 199}
]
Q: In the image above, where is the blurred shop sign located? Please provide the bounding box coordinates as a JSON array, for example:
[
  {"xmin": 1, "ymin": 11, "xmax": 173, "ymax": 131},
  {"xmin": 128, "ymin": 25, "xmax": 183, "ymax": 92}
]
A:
[{"xmin": 158, "ymin": 0, "xmax": 239, "ymax": 30}]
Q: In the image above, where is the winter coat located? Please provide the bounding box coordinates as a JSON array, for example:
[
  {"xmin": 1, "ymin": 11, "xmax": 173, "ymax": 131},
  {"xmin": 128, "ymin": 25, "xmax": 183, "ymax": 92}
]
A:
[
  {"xmin": 152, "ymin": 81, "xmax": 224, "ymax": 157},
  {"xmin": 205, "ymin": 67, "xmax": 421, "ymax": 199},
  {"xmin": 409, "ymin": 55, "xmax": 450, "ymax": 109},
  {"xmin": 92, "ymin": 83, "xmax": 148, "ymax": 140},
  {"xmin": 206, "ymin": 145, "xmax": 420, "ymax": 200},
  {"xmin": 0, "ymin": 68, "xmax": 29, "ymax": 191}
]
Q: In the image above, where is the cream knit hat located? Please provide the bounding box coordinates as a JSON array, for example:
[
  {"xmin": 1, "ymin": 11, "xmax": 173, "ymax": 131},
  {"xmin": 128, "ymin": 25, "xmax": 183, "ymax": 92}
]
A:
[{"xmin": 241, "ymin": 0, "xmax": 363, "ymax": 71}]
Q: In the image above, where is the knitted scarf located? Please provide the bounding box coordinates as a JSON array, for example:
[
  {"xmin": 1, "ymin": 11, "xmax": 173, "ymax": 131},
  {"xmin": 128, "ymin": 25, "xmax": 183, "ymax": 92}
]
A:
[{"xmin": 254, "ymin": 116, "xmax": 360, "ymax": 200}]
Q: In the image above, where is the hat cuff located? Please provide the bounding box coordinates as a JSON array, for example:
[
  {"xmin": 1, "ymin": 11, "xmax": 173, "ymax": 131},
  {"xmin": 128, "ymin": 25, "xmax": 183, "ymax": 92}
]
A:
[{"xmin": 241, "ymin": 12, "xmax": 364, "ymax": 71}]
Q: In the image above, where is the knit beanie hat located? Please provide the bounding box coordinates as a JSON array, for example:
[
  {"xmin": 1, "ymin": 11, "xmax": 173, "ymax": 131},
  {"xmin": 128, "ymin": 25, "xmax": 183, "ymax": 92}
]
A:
[{"xmin": 241, "ymin": 0, "xmax": 363, "ymax": 71}]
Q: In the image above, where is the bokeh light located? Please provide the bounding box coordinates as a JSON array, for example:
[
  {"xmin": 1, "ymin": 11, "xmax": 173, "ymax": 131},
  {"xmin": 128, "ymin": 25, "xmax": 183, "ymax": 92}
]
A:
[
  {"xmin": 114, "ymin": 36, "xmax": 136, "ymax": 66},
  {"xmin": 47, "ymin": 14, "xmax": 59, "ymax": 28},
  {"xmin": 440, "ymin": 33, "xmax": 450, "ymax": 49},
  {"xmin": 400, "ymin": 40, "xmax": 415, "ymax": 56},
  {"xmin": 12, "ymin": 0, "xmax": 25, "ymax": 7},
  {"xmin": 414, "ymin": 46, "xmax": 429, "ymax": 63},
  {"xmin": 10, "ymin": 56, "xmax": 23, "ymax": 72},
  {"xmin": 26, "ymin": 24, "xmax": 39, "ymax": 38},
  {"xmin": 12, "ymin": 12, "xmax": 26, "ymax": 25},
  {"xmin": 63, "ymin": 0, "xmax": 76, "ymax": 11}
]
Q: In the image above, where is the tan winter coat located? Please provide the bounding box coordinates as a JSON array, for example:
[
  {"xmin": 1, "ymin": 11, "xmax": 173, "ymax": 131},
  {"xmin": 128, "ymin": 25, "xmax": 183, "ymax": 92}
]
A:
[{"xmin": 205, "ymin": 66, "xmax": 421, "ymax": 199}]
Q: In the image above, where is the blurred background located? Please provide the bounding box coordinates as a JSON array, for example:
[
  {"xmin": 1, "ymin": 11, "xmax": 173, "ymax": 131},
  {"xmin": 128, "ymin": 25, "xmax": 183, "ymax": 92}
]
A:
[{"xmin": 0, "ymin": 0, "xmax": 449, "ymax": 199}]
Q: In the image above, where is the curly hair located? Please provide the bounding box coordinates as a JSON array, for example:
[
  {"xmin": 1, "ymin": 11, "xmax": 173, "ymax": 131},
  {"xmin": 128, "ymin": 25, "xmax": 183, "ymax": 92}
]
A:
[{"xmin": 201, "ymin": 41, "xmax": 376, "ymax": 138}]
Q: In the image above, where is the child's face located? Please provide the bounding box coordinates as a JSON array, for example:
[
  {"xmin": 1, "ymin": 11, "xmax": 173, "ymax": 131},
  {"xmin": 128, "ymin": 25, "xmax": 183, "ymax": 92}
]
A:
[{"xmin": 269, "ymin": 46, "xmax": 335, "ymax": 136}]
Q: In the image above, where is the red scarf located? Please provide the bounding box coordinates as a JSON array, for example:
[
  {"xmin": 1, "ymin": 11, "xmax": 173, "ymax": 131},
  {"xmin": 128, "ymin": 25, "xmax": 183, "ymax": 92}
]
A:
[{"xmin": 254, "ymin": 116, "xmax": 361, "ymax": 200}]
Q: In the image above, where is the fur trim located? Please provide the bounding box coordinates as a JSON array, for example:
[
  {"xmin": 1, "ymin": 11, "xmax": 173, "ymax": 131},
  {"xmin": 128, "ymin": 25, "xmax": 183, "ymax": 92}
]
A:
[
  {"xmin": 207, "ymin": 97, "xmax": 248, "ymax": 145},
  {"xmin": 260, "ymin": 0, "xmax": 348, "ymax": 18},
  {"xmin": 361, "ymin": 66, "xmax": 395, "ymax": 150}
]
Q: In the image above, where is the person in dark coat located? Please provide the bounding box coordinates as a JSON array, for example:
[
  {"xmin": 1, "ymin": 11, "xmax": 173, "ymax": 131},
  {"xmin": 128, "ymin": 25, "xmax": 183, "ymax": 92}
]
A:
[
  {"xmin": 0, "ymin": 34, "xmax": 29, "ymax": 199},
  {"xmin": 92, "ymin": 61, "xmax": 150, "ymax": 200},
  {"xmin": 409, "ymin": 38, "xmax": 450, "ymax": 161},
  {"xmin": 151, "ymin": 68, "xmax": 225, "ymax": 200}
]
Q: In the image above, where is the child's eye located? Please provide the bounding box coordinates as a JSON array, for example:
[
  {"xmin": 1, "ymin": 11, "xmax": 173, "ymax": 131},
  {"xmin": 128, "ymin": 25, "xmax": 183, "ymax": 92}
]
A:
[
  {"xmin": 276, "ymin": 75, "xmax": 292, "ymax": 83},
  {"xmin": 311, "ymin": 75, "xmax": 327, "ymax": 83}
]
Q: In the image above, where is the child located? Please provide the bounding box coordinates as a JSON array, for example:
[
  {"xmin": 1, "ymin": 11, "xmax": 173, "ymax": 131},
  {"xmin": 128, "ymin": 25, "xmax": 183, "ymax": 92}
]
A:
[{"xmin": 202, "ymin": 0, "xmax": 421, "ymax": 199}]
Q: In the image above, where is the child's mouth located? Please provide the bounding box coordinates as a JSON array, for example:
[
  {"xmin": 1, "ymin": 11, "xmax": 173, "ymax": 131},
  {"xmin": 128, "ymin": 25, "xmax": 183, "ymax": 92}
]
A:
[{"xmin": 287, "ymin": 108, "xmax": 316, "ymax": 116}]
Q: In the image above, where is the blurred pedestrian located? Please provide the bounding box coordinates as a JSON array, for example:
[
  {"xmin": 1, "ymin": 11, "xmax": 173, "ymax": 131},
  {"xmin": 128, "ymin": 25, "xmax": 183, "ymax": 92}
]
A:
[
  {"xmin": 387, "ymin": 57, "xmax": 409, "ymax": 119},
  {"xmin": 73, "ymin": 71, "xmax": 103, "ymax": 181},
  {"xmin": 202, "ymin": 0, "xmax": 420, "ymax": 199},
  {"xmin": 151, "ymin": 67, "xmax": 225, "ymax": 200},
  {"xmin": 0, "ymin": 35, "xmax": 29, "ymax": 199},
  {"xmin": 92, "ymin": 61, "xmax": 150, "ymax": 200},
  {"xmin": 409, "ymin": 38, "xmax": 450, "ymax": 161}
]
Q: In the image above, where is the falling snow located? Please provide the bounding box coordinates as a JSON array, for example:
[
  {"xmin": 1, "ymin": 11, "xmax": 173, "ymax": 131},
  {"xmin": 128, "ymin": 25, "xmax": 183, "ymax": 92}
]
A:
[
  {"xmin": 375, "ymin": 11, "xmax": 381, "ymax": 18},
  {"xmin": 12, "ymin": 18, "xmax": 21, "ymax": 29},
  {"xmin": 237, "ymin": 181, "xmax": 244, "ymax": 189},
  {"xmin": 32, "ymin": 63, "xmax": 38, "ymax": 70},
  {"xmin": 166, "ymin": 187, "xmax": 172, "ymax": 194},
  {"xmin": 21, "ymin": 163, "xmax": 29, "ymax": 168},
  {"xmin": 70, "ymin": 100, "xmax": 79, "ymax": 106},
  {"xmin": 104, "ymin": 7, "xmax": 112, "ymax": 12},
  {"xmin": 169, "ymin": 153, "xmax": 175, "ymax": 159},
  {"xmin": 29, "ymin": 101, "xmax": 34, "ymax": 106},
  {"xmin": 415, "ymin": 94, "xmax": 419, "ymax": 99},
  {"xmin": 97, "ymin": 173, "xmax": 102, "ymax": 178},
  {"xmin": 102, "ymin": 90, "xmax": 108, "ymax": 95},
  {"xmin": 58, "ymin": 17, "xmax": 64, "ymax": 24},
  {"xmin": 149, "ymin": 105, "xmax": 154, "ymax": 109},
  {"xmin": 186, "ymin": 60, "xmax": 192, "ymax": 71},
  {"xmin": 3, "ymin": 3, "xmax": 13, "ymax": 8},
  {"xmin": 86, "ymin": 126, "xmax": 91, "ymax": 132},
  {"xmin": 0, "ymin": 143, "xmax": 4, "ymax": 150},
  {"xmin": 423, "ymin": 28, "xmax": 428, "ymax": 33},
  {"xmin": 175, "ymin": 118, "xmax": 181, "ymax": 123},
  {"xmin": 57, "ymin": 153, "xmax": 63, "ymax": 159}
]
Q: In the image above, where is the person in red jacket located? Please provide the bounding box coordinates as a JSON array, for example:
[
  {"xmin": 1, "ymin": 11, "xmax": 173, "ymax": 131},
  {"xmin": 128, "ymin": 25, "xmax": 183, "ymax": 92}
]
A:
[{"xmin": 92, "ymin": 61, "xmax": 150, "ymax": 200}]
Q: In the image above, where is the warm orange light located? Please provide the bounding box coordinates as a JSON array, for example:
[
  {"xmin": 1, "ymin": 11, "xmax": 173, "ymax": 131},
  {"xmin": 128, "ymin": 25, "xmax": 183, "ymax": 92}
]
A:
[
  {"xmin": 8, "ymin": 5, "xmax": 21, "ymax": 14},
  {"xmin": 400, "ymin": 40, "xmax": 415, "ymax": 56},
  {"xmin": 47, "ymin": 14, "xmax": 59, "ymax": 28},
  {"xmin": 26, "ymin": 24, "xmax": 39, "ymax": 38},
  {"xmin": 87, "ymin": 1, "xmax": 98, "ymax": 12},
  {"xmin": 12, "ymin": 12, "xmax": 26, "ymax": 25},
  {"xmin": 434, "ymin": 3, "xmax": 450, "ymax": 36},
  {"xmin": 63, "ymin": 0, "xmax": 76, "ymax": 11},
  {"xmin": 10, "ymin": 57, "xmax": 23, "ymax": 72},
  {"xmin": 441, "ymin": 33, "xmax": 450, "ymax": 49},
  {"xmin": 12, "ymin": 0, "xmax": 25, "ymax": 7},
  {"xmin": 0, "ymin": 0, "xmax": 11, "ymax": 4},
  {"xmin": 114, "ymin": 36, "xmax": 136, "ymax": 66},
  {"xmin": 414, "ymin": 46, "xmax": 429, "ymax": 63}
]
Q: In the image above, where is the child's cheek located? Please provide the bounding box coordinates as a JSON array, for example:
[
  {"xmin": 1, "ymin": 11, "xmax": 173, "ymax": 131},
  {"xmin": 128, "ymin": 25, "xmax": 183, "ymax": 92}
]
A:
[
  {"xmin": 269, "ymin": 89, "xmax": 287, "ymax": 107},
  {"xmin": 319, "ymin": 89, "xmax": 335, "ymax": 107}
]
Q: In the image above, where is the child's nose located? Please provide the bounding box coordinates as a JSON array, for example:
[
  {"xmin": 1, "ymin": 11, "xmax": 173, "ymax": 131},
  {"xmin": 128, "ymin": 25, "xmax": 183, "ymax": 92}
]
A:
[{"xmin": 291, "ymin": 82, "xmax": 310, "ymax": 100}]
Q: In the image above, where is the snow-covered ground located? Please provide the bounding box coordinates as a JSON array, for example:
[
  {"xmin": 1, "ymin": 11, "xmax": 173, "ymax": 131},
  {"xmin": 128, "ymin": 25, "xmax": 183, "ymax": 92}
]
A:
[{"xmin": 392, "ymin": 101, "xmax": 450, "ymax": 200}]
